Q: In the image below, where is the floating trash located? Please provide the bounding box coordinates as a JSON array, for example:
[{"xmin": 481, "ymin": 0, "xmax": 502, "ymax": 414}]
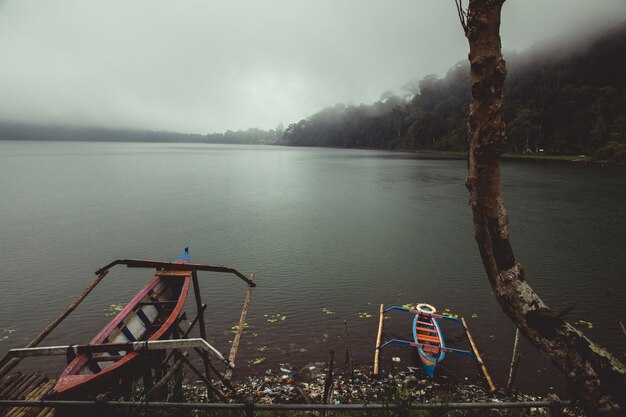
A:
[
  {"xmin": 322, "ymin": 308, "xmax": 335, "ymax": 315},
  {"xmin": 358, "ymin": 312, "xmax": 373, "ymax": 319}
]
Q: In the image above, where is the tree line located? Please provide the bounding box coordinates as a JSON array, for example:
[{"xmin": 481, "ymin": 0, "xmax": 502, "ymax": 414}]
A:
[
  {"xmin": 0, "ymin": 123, "xmax": 280, "ymax": 145},
  {"xmin": 281, "ymin": 23, "xmax": 626, "ymax": 164}
]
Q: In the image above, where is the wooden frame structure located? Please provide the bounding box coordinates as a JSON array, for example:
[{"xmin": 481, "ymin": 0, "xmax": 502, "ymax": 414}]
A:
[{"xmin": 0, "ymin": 255, "xmax": 256, "ymax": 404}]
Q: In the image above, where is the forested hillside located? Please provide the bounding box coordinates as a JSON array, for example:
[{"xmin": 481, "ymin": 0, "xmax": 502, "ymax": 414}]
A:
[{"xmin": 281, "ymin": 23, "xmax": 626, "ymax": 163}]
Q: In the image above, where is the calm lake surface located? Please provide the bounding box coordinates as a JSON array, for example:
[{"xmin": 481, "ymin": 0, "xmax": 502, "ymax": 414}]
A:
[{"xmin": 1, "ymin": 141, "xmax": 624, "ymax": 395}]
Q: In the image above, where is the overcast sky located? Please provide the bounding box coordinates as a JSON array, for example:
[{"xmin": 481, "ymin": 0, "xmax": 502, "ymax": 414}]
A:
[{"xmin": 0, "ymin": 0, "xmax": 624, "ymax": 134}]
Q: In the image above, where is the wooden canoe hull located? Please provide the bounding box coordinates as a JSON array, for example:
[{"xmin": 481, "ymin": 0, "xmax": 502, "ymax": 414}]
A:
[
  {"xmin": 50, "ymin": 268, "xmax": 191, "ymax": 398},
  {"xmin": 412, "ymin": 313, "xmax": 445, "ymax": 377}
]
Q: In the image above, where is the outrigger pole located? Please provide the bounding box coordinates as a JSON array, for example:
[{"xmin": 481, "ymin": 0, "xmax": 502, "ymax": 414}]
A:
[{"xmin": 373, "ymin": 304, "xmax": 384, "ymax": 376}]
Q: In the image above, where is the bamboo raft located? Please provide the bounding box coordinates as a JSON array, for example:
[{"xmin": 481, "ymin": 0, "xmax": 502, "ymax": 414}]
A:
[{"xmin": 0, "ymin": 372, "xmax": 56, "ymax": 417}]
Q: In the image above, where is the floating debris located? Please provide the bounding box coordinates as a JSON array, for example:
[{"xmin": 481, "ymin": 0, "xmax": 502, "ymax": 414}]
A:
[
  {"xmin": 322, "ymin": 308, "xmax": 335, "ymax": 315},
  {"xmin": 265, "ymin": 313, "xmax": 287, "ymax": 323},
  {"xmin": 105, "ymin": 303, "xmax": 125, "ymax": 316},
  {"xmin": 182, "ymin": 365, "xmax": 572, "ymax": 413},
  {"xmin": 231, "ymin": 322, "xmax": 249, "ymax": 332},
  {"xmin": 442, "ymin": 308, "xmax": 459, "ymax": 319},
  {"xmin": 358, "ymin": 312, "xmax": 373, "ymax": 319},
  {"xmin": 575, "ymin": 320, "xmax": 593, "ymax": 329},
  {"xmin": 1, "ymin": 327, "xmax": 17, "ymax": 341},
  {"xmin": 257, "ymin": 346, "xmax": 269, "ymax": 352},
  {"xmin": 249, "ymin": 357, "xmax": 267, "ymax": 365}
]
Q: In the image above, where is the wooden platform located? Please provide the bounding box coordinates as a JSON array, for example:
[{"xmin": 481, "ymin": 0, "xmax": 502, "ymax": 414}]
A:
[{"xmin": 0, "ymin": 372, "xmax": 56, "ymax": 417}]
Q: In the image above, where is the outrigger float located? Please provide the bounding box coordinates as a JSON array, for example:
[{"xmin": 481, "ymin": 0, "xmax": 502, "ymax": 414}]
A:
[{"xmin": 374, "ymin": 303, "xmax": 495, "ymax": 391}]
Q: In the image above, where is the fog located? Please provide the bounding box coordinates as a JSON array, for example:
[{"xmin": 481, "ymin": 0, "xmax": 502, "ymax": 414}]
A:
[{"xmin": 0, "ymin": 0, "xmax": 624, "ymax": 134}]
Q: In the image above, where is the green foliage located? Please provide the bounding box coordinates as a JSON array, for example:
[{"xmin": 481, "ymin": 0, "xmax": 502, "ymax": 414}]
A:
[
  {"xmin": 593, "ymin": 141, "xmax": 626, "ymax": 165},
  {"xmin": 282, "ymin": 23, "xmax": 626, "ymax": 159}
]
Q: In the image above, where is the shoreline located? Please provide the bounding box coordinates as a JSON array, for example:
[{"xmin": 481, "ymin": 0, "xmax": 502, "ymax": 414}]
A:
[{"xmin": 183, "ymin": 365, "xmax": 582, "ymax": 415}]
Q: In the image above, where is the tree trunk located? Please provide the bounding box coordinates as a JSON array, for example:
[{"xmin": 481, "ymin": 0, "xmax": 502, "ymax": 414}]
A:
[{"xmin": 461, "ymin": 1, "xmax": 625, "ymax": 415}]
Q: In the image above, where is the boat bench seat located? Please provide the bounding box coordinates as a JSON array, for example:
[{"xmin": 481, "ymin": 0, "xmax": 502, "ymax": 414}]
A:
[
  {"xmin": 415, "ymin": 326, "xmax": 438, "ymax": 334},
  {"xmin": 417, "ymin": 334, "xmax": 441, "ymax": 343},
  {"xmin": 138, "ymin": 300, "xmax": 178, "ymax": 306},
  {"xmin": 92, "ymin": 355, "xmax": 125, "ymax": 362}
]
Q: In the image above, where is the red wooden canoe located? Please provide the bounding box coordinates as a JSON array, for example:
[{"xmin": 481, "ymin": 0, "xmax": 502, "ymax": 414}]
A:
[{"xmin": 50, "ymin": 248, "xmax": 191, "ymax": 398}]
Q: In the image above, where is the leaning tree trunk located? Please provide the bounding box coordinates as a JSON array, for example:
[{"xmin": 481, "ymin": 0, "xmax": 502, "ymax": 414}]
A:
[{"xmin": 460, "ymin": 0, "xmax": 625, "ymax": 414}]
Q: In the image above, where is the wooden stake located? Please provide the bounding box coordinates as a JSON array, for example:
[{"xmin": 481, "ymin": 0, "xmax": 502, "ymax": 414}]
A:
[
  {"xmin": 0, "ymin": 271, "xmax": 109, "ymax": 379},
  {"xmin": 225, "ymin": 274, "xmax": 255, "ymax": 380},
  {"xmin": 176, "ymin": 351, "xmax": 228, "ymax": 402},
  {"xmin": 322, "ymin": 350, "xmax": 335, "ymax": 404},
  {"xmin": 373, "ymin": 304, "xmax": 384, "ymax": 376},
  {"xmin": 620, "ymin": 321, "xmax": 626, "ymax": 337},
  {"xmin": 506, "ymin": 328, "xmax": 521, "ymax": 392},
  {"xmin": 149, "ymin": 353, "xmax": 186, "ymax": 400},
  {"xmin": 191, "ymin": 270, "xmax": 212, "ymax": 382},
  {"xmin": 461, "ymin": 317, "xmax": 496, "ymax": 392},
  {"xmin": 344, "ymin": 320, "xmax": 354, "ymax": 380}
]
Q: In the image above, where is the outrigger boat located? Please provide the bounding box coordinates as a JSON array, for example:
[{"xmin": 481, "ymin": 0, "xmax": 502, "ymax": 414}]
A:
[
  {"xmin": 378, "ymin": 303, "xmax": 481, "ymax": 378},
  {"xmin": 50, "ymin": 248, "xmax": 193, "ymax": 398}
]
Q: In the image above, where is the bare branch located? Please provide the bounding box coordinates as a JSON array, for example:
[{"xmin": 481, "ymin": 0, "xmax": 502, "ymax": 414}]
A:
[{"xmin": 454, "ymin": 0, "xmax": 469, "ymax": 34}]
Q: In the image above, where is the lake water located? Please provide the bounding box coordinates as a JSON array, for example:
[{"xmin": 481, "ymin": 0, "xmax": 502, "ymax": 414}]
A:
[{"xmin": 1, "ymin": 141, "xmax": 624, "ymax": 396}]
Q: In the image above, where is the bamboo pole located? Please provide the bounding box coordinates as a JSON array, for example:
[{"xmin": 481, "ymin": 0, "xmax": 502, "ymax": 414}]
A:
[
  {"xmin": 0, "ymin": 373, "xmax": 31, "ymax": 398},
  {"xmin": 0, "ymin": 372, "xmax": 22, "ymax": 394},
  {"xmin": 34, "ymin": 409, "xmax": 51, "ymax": 417},
  {"xmin": 620, "ymin": 321, "xmax": 626, "ymax": 337},
  {"xmin": 461, "ymin": 317, "xmax": 496, "ymax": 392},
  {"xmin": 506, "ymin": 328, "xmax": 521, "ymax": 392},
  {"xmin": 373, "ymin": 304, "xmax": 384, "ymax": 376},
  {"xmin": 4, "ymin": 373, "xmax": 42, "ymax": 400},
  {"xmin": 225, "ymin": 274, "xmax": 255, "ymax": 380},
  {"xmin": 0, "ymin": 271, "xmax": 109, "ymax": 379},
  {"xmin": 7, "ymin": 379, "xmax": 55, "ymax": 417}
]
